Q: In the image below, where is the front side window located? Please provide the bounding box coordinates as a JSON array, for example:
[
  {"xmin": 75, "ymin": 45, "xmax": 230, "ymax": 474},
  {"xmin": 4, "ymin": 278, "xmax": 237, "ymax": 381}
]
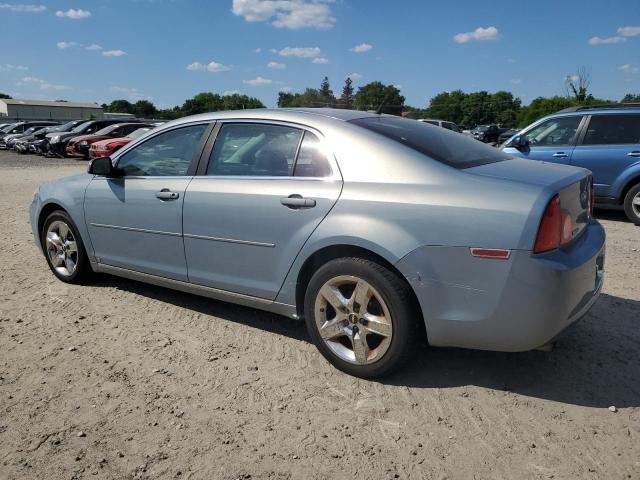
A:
[
  {"xmin": 293, "ymin": 131, "xmax": 332, "ymax": 177},
  {"xmin": 524, "ymin": 116, "xmax": 582, "ymax": 147},
  {"xmin": 207, "ymin": 123, "xmax": 302, "ymax": 176},
  {"xmin": 117, "ymin": 124, "xmax": 207, "ymax": 176},
  {"xmin": 582, "ymin": 114, "xmax": 640, "ymax": 145}
]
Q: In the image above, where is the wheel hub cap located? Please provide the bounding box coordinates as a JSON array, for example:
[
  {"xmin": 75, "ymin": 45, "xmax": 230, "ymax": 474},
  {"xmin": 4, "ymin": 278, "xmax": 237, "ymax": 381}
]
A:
[
  {"xmin": 314, "ymin": 275, "xmax": 393, "ymax": 366},
  {"xmin": 45, "ymin": 220, "xmax": 78, "ymax": 277}
]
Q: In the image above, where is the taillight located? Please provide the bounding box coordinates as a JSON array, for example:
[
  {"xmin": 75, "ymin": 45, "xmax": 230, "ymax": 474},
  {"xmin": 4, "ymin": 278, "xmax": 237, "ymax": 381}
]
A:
[
  {"xmin": 534, "ymin": 195, "xmax": 561, "ymax": 253},
  {"xmin": 534, "ymin": 194, "xmax": 575, "ymax": 253}
]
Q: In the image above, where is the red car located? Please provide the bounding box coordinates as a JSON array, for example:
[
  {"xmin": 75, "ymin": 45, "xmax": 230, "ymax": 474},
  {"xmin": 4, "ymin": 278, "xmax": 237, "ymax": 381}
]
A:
[
  {"xmin": 66, "ymin": 123, "xmax": 152, "ymax": 159},
  {"xmin": 88, "ymin": 127, "xmax": 153, "ymax": 159}
]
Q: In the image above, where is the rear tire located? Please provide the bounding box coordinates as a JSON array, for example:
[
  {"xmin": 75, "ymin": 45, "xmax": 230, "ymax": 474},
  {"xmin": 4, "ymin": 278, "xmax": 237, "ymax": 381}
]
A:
[
  {"xmin": 41, "ymin": 210, "xmax": 92, "ymax": 284},
  {"xmin": 304, "ymin": 257, "xmax": 420, "ymax": 378},
  {"xmin": 623, "ymin": 183, "xmax": 640, "ymax": 226}
]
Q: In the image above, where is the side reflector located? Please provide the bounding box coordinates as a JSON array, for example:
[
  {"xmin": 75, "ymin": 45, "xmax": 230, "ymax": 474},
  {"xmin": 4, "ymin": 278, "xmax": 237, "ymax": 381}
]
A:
[{"xmin": 470, "ymin": 248, "xmax": 511, "ymax": 259}]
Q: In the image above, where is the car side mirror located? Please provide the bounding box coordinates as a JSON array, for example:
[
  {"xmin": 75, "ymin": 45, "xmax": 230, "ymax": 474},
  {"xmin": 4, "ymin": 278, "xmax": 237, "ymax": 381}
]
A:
[
  {"xmin": 511, "ymin": 135, "xmax": 530, "ymax": 149},
  {"xmin": 88, "ymin": 156, "xmax": 121, "ymax": 177}
]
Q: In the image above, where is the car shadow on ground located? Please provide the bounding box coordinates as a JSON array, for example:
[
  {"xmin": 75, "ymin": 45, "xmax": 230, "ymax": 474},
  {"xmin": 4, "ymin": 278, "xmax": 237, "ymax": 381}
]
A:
[
  {"xmin": 594, "ymin": 208, "xmax": 630, "ymax": 223},
  {"xmin": 91, "ymin": 275, "xmax": 640, "ymax": 409}
]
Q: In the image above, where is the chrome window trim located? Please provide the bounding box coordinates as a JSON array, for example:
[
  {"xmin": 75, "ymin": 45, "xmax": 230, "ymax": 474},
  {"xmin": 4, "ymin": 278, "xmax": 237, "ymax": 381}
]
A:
[{"xmin": 203, "ymin": 118, "xmax": 342, "ymax": 182}]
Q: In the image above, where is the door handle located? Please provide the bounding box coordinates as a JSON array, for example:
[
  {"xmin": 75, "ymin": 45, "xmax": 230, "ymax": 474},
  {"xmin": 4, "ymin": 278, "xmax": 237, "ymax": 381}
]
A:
[
  {"xmin": 155, "ymin": 189, "xmax": 179, "ymax": 200},
  {"xmin": 552, "ymin": 152, "xmax": 569, "ymax": 158},
  {"xmin": 280, "ymin": 194, "xmax": 316, "ymax": 209},
  {"xmin": 627, "ymin": 151, "xmax": 640, "ymax": 157}
]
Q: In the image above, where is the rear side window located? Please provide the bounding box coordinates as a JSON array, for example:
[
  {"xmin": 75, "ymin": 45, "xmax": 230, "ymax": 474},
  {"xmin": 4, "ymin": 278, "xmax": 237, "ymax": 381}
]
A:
[
  {"xmin": 582, "ymin": 114, "xmax": 640, "ymax": 145},
  {"xmin": 293, "ymin": 131, "xmax": 332, "ymax": 178},
  {"xmin": 351, "ymin": 116, "xmax": 511, "ymax": 168},
  {"xmin": 207, "ymin": 123, "xmax": 302, "ymax": 176}
]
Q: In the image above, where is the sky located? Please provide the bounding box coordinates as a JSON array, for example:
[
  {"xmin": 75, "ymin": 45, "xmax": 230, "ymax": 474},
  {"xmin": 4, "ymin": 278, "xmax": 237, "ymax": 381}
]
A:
[{"xmin": 1, "ymin": 0, "xmax": 639, "ymax": 109}]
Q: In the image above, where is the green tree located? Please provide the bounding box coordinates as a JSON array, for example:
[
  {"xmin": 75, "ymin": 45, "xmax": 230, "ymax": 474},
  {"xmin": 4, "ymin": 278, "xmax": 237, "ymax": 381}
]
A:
[
  {"xmin": 133, "ymin": 100, "xmax": 157, "ymax": 118},
  {"xmin": 277, "ymin": 88, "xmax": 325, "ymax": 108},
  {"xmin": 0, "ymin": 93, "xmax": 11, "ymax": 99},
  {"xmin": 353, "ymin": 81, "xmax": 405, "ymax": 115},
  {"xmin": 180, "ymin": 92, "xmax": 224, "ymax": 116},
  {"xmin": 622, "ymin": 93, "xmax": 640, "ymax": 103},
  {"xmin": 277, "ymin": 91, "xmax": 295, "ymax": 108},
  {"xmin": 319, "ymin": 76, "xmax": 335, "ymax": 106},
  {"xmin": 222, "ymin": 93, "xmax": 265, "ymax": 110},
  {"xmin": 105, "ymin": 99, "xmax": 135, "ymax": 114},
  {"xmin": 565, "ymin": 67, "xmax": 591, "ymax": 103},
  {"xmin": 338, "ymin": 77, "xmax": 354, "ymax": 109}
]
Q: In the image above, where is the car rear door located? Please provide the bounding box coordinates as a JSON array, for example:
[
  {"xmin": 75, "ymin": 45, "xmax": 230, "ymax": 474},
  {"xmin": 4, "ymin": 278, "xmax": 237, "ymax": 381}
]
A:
[
  {"xmin": 503, "ymin": 115, "xmax": 584, "ymax": 165},
  {"xmin": 182, "ymin": 121, "xmax": 342, "ymax": 300},
  {"xmin": 84, "ymin": 122, "xmax": 212, "ymax": 281},
  {"xmin": 570, "ymin": 113, "xmax": 640, "ymax": 199}
]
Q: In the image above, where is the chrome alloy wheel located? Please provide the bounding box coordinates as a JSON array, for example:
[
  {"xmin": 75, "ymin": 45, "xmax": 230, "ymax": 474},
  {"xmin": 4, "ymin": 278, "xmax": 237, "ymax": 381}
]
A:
[
  {"xmin": 45, "ymin": 220, "xmax": 78, "ymax": 277},
  {"xmin": 314, "ymin": 275, "xmax": 393, "ymax": 365},
  {"xmin": 633, "ymin": 191, "xmax": 640, "ymax": 217}
]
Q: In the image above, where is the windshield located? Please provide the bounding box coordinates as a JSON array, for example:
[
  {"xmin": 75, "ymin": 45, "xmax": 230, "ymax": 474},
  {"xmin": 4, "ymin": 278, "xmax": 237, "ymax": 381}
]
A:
[
  {"xmin": 1, "ymin": 124, "xmax": 20, "ymax": 133},
  {"xmin": 94, "ymin": 124, "xmax": 120, "ymax": 136},
  {"xmin": 475, "ymin": 125, "xmax": 490, "ymax": 131},
  {"xmin": 127, "ymin": 128, "xmax": 150, "ymax": 139},
  {"xmin": 54, "ymin": 120, "xmax": 80, "ymax": 132},
  {"xmin": 71, "ymin": 121, "xmax": 93, "ymax": 133},
  {"xmin": 351, "ymin": 116, "xmax": 511, "ymax": 169}
]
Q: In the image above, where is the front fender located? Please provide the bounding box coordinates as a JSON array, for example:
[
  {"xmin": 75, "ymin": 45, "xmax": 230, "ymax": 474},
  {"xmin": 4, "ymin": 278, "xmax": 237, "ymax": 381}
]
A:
[
  {"xmin": 610, "ymin": 162, "xmax": 640, "ymax": 201},
  {"xmin": 31, "ymin": 173, "xmax": 95, "ymax": 259}
]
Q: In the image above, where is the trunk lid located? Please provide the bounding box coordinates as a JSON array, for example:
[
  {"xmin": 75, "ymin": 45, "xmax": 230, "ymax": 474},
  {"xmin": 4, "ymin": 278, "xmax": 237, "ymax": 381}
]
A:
[{"xmin": 467, "ymin": 158, "xmax": 592, "ymax": 245}]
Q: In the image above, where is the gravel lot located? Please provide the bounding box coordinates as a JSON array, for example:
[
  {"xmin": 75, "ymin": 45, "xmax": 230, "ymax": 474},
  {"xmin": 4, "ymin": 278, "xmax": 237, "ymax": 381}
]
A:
[{"xmin": 1, "ymin": 150, "xmax": 639, "ymax": 480}]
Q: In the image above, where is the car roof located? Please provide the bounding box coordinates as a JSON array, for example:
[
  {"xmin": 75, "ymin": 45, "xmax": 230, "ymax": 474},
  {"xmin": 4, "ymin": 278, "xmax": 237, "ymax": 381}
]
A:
[{"xmin": 553, "ymin": 105, "xmax": 640, "ymax": 116}]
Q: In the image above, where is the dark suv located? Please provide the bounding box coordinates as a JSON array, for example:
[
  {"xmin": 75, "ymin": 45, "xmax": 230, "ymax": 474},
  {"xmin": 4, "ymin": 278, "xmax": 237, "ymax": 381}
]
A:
[
  {"xmin": 502, "ymin": 105, "xmax": 640, "ymax": 224},
  {"xmin": 45, "ymin": 119, "xmax": 138, "ymax": 157}
]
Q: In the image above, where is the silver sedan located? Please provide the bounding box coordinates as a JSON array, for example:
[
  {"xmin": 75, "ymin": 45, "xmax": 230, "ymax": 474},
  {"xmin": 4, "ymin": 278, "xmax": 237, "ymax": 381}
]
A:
[{"xmin": 30, "ymin": 108, "xmax": 605, "ymax": 378}]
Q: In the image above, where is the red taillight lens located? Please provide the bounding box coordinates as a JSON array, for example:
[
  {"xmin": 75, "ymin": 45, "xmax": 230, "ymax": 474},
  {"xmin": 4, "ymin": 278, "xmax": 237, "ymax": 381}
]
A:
[{"xmin": 534, "ymin": 195, "xmax": 561, "ymax": 253}]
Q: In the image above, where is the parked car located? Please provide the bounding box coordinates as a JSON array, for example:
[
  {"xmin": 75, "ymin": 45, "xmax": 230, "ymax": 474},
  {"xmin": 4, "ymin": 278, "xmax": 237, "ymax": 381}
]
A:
[
  {"xmin": 498, "ymin": 128, "xmax": 519, "ymax": 145},
  {"xmin": 471, "ymin": 124, "xmax": 501, "ymax": 143},
  {"xmin": 0, "ymin": 121, "xmax": 59, "ymax": 148},
  {"xmin": 44, "ymin": 119, "xmax": 137, "ymax": 158},
  {"xmin": 66, "ymin": 123, "xmax": 154, "ymax": 159},
  {"xmin": 417, "ymin": 119, "xmax": 461, "ymax": 132},
  {"xmin": 89, "ymin": 127, "xmax": 153, "ymax": 159},
  {"xmin": 14, "ymin": 123, "xmax": 72, "ymax": 154},
  {"xmin": 502, "ymin": 105, "xmax": 640, "ymax": 224},
  {"xmin": 16, "ymin": 120, "xmax": 87, "ymax": 155},
  {"xmin": 31, "ymin": 108, "xmax": 604, "ymax": 378}
]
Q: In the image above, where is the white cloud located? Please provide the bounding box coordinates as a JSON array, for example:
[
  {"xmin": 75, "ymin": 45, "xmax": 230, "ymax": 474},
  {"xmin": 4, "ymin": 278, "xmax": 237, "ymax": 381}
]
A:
[
  {"xmin": 57, "ymin": 41, "xmax": 78, "ymax": 50},
  {"xmin": 510, "ymin": 78, "xmax": 522, "ymax": 84},
  {"xmin": 453, "ymin": 26, "xmax": 499, "ymax": 43},
  {"xmin": 589, "ymin": 36, "xmax": 626, "ymax": 45},
  {"xmin": 0, "ymin": 3, "xmax": 46, "ymax": 12},
  {"xmin": 566, "ymin": 75, "xmax": 580, "ymax": 83},
  {"xmin": 279, "ymin": 86, "xmax": 292, "ymax": 93},
  {"xmin": 267, "ymin": 61, "xmax": 286, "ymax": 69},
  {"xmin": 617, "ymin": 26, "xmax": 640, "ymax": 37},
  {"xmin": 85, "ymin": 43, "xmax": 102, "ymax": 51},
  {"xmin": 619, "ymin": 64, "xmax": 639, "ymax": 74},
  {"xmin": 253, "ymin": 48, "xmax": 262, "ymax": 53},
  {"xmin": 243, "ymin": 76, "xmax": 272, "ymax": 86},
  {"xmin": 110, "ymin": 86, "xmax": 153, "ymax": 101},
  {"xmin": 351, "ymin": 43, "xmax": 373, "ymax": 53},
  {"xmin": 102, "ymin": 49, "xmax": 127, "ymax": 57},
  {"xmin": 21, "ymin": 76, "xmax": 70, "ymax": 91},
  {"xmin": 278, "ymin": 46, "xmax": 321, "ymax": 58},
  {"xmin": 0, "ymin": 63, "xmax": 28, "ymax": 70},
  {"xmin": 269, "ymin": 48, "xmax": 278, "ymax": 54},
  {"xmin": 223, "ymin": 90, "xmax": 242, "ymax": 96},
  {"xmin": 232, "ymin": 0, "xmax": 335, "ymax": 30},
  {"xmin": 55, "ymin": 8, "xmax": 91, "ymax": 19},
  {"xmin": 312, "ymin": 57, "xmax": 329, "ymax": 64},
  {"xmin": 346, "ymin": 73, "xmax": 362, "ymax": 80},
  {"xmin": 186, "ymin": 61, "xmax": 230, "ymax": 72}
]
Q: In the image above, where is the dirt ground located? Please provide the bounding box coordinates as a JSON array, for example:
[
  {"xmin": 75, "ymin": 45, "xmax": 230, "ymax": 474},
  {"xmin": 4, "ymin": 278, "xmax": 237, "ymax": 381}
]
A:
[{"xmin": 0, "ymin": 150, "xmax": 639, "ymax": 480}]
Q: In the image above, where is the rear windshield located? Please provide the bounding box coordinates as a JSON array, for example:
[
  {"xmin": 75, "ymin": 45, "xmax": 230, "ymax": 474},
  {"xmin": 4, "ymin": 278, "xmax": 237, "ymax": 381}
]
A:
[{"xmin": 351, "ymin": 116, "xmax": 511, "ymax": 169}]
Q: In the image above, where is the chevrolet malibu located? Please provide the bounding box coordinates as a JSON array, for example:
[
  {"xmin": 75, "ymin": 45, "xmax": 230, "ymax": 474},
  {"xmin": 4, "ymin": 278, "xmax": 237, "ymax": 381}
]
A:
[{"xmin": 30, "ymin": 109, "xmax": 605, "ymax": 378}]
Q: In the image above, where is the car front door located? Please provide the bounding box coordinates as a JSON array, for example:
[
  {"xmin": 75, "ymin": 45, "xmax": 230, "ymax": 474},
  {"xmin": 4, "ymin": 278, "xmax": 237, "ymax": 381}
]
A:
[
  {"xmin": 183, "ymin": 121, "xmax": 342, "ymax": 300},
  {"xmin": 84, "ymin": 123, "xmax": 211, "ymax": 281},
  {"xmin": 570, "ymin": 114, "xmax": 640, "ymax": 199},
  {"xmin": 503, "ymin": 115, "xmax": 584, "ymax": 165}
]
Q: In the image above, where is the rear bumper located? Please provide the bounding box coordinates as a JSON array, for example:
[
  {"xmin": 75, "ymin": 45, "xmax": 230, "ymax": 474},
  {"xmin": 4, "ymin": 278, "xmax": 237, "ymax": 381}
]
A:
[
  {"xmin": 66, "ymin": 144, "xmax": 87, "ymax": 158},
  {"xmin": 396, "ymin": 221, "xmax": 605, "ymax": 352}
]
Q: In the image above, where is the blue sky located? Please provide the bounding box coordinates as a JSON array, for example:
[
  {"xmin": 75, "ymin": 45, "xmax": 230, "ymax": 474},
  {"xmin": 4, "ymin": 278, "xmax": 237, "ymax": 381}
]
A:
[{"xmin": 1, "ymin": 0, "xmax": 639, "ymax": 108}]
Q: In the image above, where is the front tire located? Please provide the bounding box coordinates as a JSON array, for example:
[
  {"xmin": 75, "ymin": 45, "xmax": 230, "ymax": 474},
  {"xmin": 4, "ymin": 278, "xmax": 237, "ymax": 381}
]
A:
[
  {"xmin": 304, "ymin": 257, "xmax": 419, "ymax": 378},
  {"xmin": 623, "ymin": 183, "xmax": 640, "ymax": 226},
  {"xmin": 41, "ymin": 210, "xmax": 92, "ymax": 283}
]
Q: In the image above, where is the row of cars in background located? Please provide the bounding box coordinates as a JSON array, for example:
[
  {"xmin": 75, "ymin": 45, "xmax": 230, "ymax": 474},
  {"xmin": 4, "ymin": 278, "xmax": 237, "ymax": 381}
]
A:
[
  {"xmin": 417, "ymin": 118, "xmax": 518, "ymax": 145},
  {"xmin": 0, "ymin": 119, "xmax": 161, "ymax": 159}
]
